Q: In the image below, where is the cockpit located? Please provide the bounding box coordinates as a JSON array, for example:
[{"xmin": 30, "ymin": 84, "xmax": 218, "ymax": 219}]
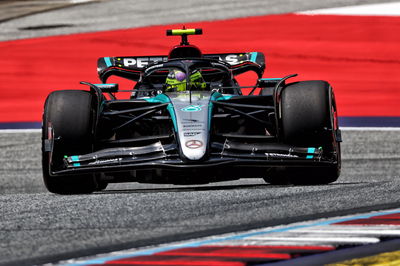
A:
[{"xmin": 132, "ymin": 59, "xmax": 240, "ymax": 97}]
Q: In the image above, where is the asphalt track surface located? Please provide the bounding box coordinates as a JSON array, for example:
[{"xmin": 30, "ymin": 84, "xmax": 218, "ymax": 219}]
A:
[
  {"xmin": 1, "ymin": 0, "xmax": 400, "ymax": 265},
  {"xmin": 1, "ymin": 130, "xmax": 400, "ymax": 265}
]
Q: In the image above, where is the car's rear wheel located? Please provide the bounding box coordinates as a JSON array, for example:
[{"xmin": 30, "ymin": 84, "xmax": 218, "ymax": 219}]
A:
[
  {"xmin": 42, "ymin": 90, "xmax": 98, "ymax": 194},
  {"xmin": 264, "ymin": 80, "xmax": 340, "ymax": 185}
]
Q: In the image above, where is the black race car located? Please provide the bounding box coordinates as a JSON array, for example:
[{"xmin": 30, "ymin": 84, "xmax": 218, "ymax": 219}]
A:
[{"xmin": 42, "ymin": 28, "xmax": 341, "ymax": 194}]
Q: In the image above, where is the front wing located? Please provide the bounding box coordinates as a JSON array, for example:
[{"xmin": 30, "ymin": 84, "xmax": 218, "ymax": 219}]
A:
[{"xmin": 51, "ymin": 141, "xmax": 338, "ymax": 176}]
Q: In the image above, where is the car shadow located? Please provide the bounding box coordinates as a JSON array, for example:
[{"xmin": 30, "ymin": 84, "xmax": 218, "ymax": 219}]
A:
[
  {"xmin": 96, "ymin": 181, "xmax": 364, "ymax": 194},
  {"xmin": 98, "ymin": 183, "xmax": 271, "ymax": 194}
]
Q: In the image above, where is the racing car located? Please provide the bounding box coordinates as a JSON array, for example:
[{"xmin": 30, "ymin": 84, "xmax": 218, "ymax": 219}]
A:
[{"xmin": 42, "ymin": 28, "xmax": 341, "ymax": 194}]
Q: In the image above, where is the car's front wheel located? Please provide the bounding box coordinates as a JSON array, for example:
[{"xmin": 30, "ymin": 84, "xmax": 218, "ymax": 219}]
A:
[
  {"xmin": 264, "ymin": 80, "xmax": 341, "ymax": 185},
  {"xmin": 42, "ymin": 90, "xmax": 98, "ymax": 194}
]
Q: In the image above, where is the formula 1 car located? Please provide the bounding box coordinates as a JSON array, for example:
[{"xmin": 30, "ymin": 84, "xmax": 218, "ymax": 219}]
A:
[{"xmin": 42, "ymin": 28, "xmax": 341, "ymax": 194}]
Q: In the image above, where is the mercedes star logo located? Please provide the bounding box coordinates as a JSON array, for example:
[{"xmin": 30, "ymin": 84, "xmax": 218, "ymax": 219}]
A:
[{"xmin": 185, "ymin": 140, "xmax": 203, "ymax": 149}]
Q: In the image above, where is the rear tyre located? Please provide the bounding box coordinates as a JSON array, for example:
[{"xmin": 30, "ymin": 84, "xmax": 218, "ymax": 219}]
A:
[
  {"xmin": 265, "ymin": 81, "xmax": 340, "ymax": 185},
  {"xmin": 42, "ymin": 90, "xmax": 98, "ymax": 194}
]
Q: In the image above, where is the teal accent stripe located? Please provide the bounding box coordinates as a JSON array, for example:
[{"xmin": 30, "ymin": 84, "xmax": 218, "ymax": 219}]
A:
[
  {"xmin": 166, "ymin": 104, "xmax": 177, "ymax": 132},
  {"xmin": 219, "ymin": 95, "xmax": 233, "ymax": 101},
  {"xmin": 306, "ymin": 147, "xmax": 316, "ymax": 159},
  {"xmin": 208, "ymin": 92, "xmax": 232, "ymax": 129},
  {"xmin": 70, "ymin": 156, "xmax": 79, "ymax": 162},
  {"xmin": 209, "ymin": 92, "xmax": 219, "ymax": 129},
  {"xmin": 143, "ymin": 94, "xmax": 177, "ymax": 132},
  {"xmin": 210, "ymin": 92, "xmax": 232, "ymax": 102},
  {"xmin": 73, "ymin": 163, "xmax": 81, "ymax": 167},
  {"xmin": 104, "ymin": 57, "xmax": 112, "ymax": 67},
  {"xmin": 144, "ymin": 94, "xmax": 170, "ymax": 103},
  {"xmin": 208, "ymin": 103, "xmax": 213, "ymax": 130},
  {"xmin": 250, "ymin": 52, "xmax": 258, "ymax": 63}
]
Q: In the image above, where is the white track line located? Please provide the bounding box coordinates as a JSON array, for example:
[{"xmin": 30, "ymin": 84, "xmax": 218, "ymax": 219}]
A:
[
  {"xmin": 341, "ymin": 127, "xmax": 400, "ymax": 131},
  {"xmin": 0, "ymin": 129, "xmax": 41, "ymax": 133},
  {"xmin": 299, "ymin": 2, "xmax": 400, "ymax": 16},
  {"xmin": 239, "ymin": 236, "xmax": 380, "ymax": 244},
  {"xmin": 292, "ymin": 229, "xmax": 400, "ymax": 236}
]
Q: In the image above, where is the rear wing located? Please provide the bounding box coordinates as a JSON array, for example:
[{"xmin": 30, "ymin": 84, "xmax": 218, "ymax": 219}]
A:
[{"xmin": 97, "ymin": 52, "xmax": 265, "ymax": 82}]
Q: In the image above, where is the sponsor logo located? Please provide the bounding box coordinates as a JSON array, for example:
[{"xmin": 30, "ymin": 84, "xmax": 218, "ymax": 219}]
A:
[
  {"xmin": 123, "ymin": 57, "xmax": 167, "ymax": 68},
  {"xmin": 185, "ymin": 140, "xmax": 203, "ymax": 149},
  {"xmin": 88, "ymin": 158, "xmax": 122, "ymax": 165},
  {"xmin": 183, "ymin": 124, "xmax": 202, "ymax": 128},
  {"xmin": 265, "ymin": 153, "xmax": 299, "ymax": 158},
  {"xmin": 182, "ymin": 119, "xmax": 200, "ymax": 123},
  {"xmin": 119, "ymin": 54, "xmax": 250, "ymax": 68},
  {"xmin": 181, "ymin": 105, "xmax": 204, "ymax": 112},
  {"xmin": 184, "ymin": 132, "xmax": 201, "ymax": 137},
  {"xmin": 214, "ymin": 54, "xmax": 241, "ymax": 64},
  {"xmin": 224, "ymin": 54, "xmax": 239, "ymax": 64}
]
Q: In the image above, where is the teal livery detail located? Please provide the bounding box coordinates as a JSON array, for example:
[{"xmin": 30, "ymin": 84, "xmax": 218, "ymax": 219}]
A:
[
  {"xmin": 104, "ymin": 57, "xmax": 112, "ymax": 67},
  {"xmin": 70, "ymin": 156, "xmax": 79, "ymax": 161},
  {"xmin": 250, "ymin": 52, "xmax": 258, "ymax": 63},
  {"xmin": 210, "ymin": 92, "xmax": 233, "ymax": 101},
  {"xmin": 144, "ymin": 94, "xmax": 178, "ymax": 132},
  {"xmin": 70, "ymin": 155, "xmax": 81, "ymax": 166},
  {"xmin": 143, "ymin": 93, "xmax": 170, "ymax": 104},
  {"xmin": 94, "ymin": 83, "xmax": 117, "ymax": 86},
  {"xmin": 306, "ymin": 147, "xmax": 316, "ymax": 159},
  {"xmin": 208, "ymin": 92, "xmax": 233, "ymax": 129}
]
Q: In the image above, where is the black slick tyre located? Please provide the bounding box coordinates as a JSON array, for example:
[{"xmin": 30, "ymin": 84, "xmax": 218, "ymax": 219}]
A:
[
  {"xmin": 42, "ymin": 90, "xmax": 97, "ymax": 194},
  {"xmin": 265, "ymin": 80, "xmax": 340, "ymax": 185},
  {"xmin": 282, "ymin": 80, "xmax": 330, "ymax": 144}
]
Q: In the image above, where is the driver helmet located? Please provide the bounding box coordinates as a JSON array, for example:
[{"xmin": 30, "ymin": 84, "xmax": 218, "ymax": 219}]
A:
[
  {"xmin": 190, "ymin": 70, "xmax": 207, "ymax": 90},
  {"xmin": 165, "ymin": 70, "xmax": 206, "ymax": 91}
]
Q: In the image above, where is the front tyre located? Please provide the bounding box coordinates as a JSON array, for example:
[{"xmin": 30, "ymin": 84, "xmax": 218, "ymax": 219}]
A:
[
  {"xmin": 265, "ymin": 80, "xmax": 341, "ymax": 185},
  {"xmin": 42, "ymin": 90, "xmax": 98, "ymax": 194}
]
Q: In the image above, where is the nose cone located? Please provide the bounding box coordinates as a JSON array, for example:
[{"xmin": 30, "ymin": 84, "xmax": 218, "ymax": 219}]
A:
[
  {"xmin": 168, "ymin": 92, "xmax": 211, "ymax": 161},
  {"xmin": 177, "ymin": 103, "xmax": 209, "ymax": 161}
]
